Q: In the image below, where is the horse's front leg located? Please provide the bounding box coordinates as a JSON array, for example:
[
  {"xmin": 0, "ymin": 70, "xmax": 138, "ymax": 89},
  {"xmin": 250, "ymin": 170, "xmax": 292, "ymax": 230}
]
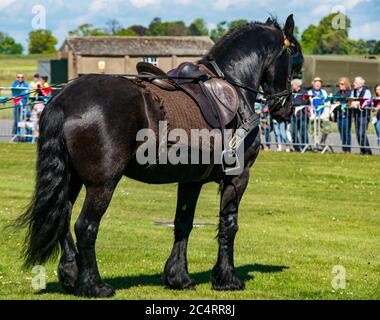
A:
[
  {"xmin": 212, "ymin": 168, "xmax": 250, "ymax": 290},
  {"xmin": 164, "ymin": 182, "xmax": 203, "ymax": 290}
]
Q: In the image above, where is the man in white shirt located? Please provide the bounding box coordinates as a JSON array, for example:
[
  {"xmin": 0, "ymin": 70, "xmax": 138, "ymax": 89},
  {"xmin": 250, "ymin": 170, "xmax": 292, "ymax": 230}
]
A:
[{"xmin": 351, "ymin": 76, "xmax": 372, "ymax": 155}]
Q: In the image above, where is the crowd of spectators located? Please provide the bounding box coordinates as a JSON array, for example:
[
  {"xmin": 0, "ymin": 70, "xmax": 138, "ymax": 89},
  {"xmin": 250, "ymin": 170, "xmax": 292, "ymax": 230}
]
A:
[
  {"xmin": 8, "ymin": 73, "xmax": 51, "ymax": 141},
  {"xmin": 260, "ymin": 76, "xmax": 380, "ymax": 155},
  {"xmin": 3, "ymin": 72, "xmax": 380, "ymax": 154}
]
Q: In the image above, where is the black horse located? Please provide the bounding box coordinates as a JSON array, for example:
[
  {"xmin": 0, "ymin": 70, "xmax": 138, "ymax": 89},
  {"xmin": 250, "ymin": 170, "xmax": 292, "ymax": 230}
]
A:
[{"xmin": 17, "ymin": 15, "xmax": 302, "ymax": 298}]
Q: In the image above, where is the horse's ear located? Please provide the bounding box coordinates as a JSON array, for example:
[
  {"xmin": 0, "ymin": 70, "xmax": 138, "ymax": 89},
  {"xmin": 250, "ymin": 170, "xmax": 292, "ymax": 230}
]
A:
[
  {"xmin": 284, "ymin": 14, "xmax": 294, "ymax": 38},
  {"xmin": 266, "ymin": 17, "xmax": 273, "ymax": 25}
]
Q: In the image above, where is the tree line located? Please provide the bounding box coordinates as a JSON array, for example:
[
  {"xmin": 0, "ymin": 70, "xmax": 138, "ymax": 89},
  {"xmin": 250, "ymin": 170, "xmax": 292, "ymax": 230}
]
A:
[{"xmin": 1, "ymin": 14, "xmax": 379, "ymax": 55}]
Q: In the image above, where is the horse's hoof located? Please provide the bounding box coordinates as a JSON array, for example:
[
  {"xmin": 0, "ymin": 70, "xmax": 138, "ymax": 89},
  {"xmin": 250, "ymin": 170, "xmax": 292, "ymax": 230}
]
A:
[
  {"xmin": 75, "ymin": 281, "xmax": 115, "ymax": 298},
  {"xmin": 211, "ymin": 268, "xmax": 245, "ymax": 291},
  {"xmin": 164, "ymin": 273, "xmax": 196, "ymax": 290},
  {"xmin": 212, "ymin": 276, "xmax": 245, "ymax": 291}
]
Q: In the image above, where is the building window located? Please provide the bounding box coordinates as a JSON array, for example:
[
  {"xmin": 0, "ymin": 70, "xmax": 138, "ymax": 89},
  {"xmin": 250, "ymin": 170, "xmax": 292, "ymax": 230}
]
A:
[{"xmin": 142, "ymin": 57, "xmax": 159, "ymax": 66}]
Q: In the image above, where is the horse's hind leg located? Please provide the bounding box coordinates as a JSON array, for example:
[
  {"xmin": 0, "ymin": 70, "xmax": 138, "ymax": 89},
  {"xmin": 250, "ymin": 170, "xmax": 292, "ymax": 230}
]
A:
[
  {"xmin": 212, "ymin": 168, "xmax": 250, "ymax": 291},
  {"xmin": 74, "ymin": 181, "xmax": 119, "ymax": 298},
  {"xmin": 57, "ymin": 171, "xmax": 82, "ymax": 293},
  {"xmin": 164, "ymin": 182, "xmax": 203, "ymax": 290}
]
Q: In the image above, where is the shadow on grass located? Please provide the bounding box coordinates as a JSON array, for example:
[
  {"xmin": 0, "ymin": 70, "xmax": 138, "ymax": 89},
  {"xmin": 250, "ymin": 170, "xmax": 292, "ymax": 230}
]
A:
[{"xmin": 43, "ymin": 263, "xmax": 288, "ymax": 294}]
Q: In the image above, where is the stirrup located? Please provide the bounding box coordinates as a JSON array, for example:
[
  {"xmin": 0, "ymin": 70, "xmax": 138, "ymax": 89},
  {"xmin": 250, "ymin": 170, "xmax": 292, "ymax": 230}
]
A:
[{"xmin": 221, "ymin": 148, "xmax": 241, "ymax": 175}]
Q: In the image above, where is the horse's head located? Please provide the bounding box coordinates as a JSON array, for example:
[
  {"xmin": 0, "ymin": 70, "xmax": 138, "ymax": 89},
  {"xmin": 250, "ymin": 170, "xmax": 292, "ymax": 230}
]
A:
[
  {"xmin": 202, "ymin": 15, "xmax": 303, "ymax": 122},
  {"xmin": 261, "ymin": 14, "xmax": 303, "ymax": 122}
]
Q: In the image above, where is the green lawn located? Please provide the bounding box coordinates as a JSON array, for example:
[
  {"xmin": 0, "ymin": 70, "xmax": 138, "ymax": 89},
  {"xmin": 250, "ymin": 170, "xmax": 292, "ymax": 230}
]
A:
[
  {"xmin": 0, "ymin": 55, "xmax": 54, "ymax": 87},
  {"xmin": 0, "ymin": 143, "xmax": 379, "ymax": 300}
]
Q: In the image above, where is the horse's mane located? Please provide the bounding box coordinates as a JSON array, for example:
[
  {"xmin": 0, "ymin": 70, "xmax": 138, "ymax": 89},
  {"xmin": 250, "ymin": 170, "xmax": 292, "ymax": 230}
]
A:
[{"xmin": 206, "ymin": 18, "xmax": 282, "ymax": 59}]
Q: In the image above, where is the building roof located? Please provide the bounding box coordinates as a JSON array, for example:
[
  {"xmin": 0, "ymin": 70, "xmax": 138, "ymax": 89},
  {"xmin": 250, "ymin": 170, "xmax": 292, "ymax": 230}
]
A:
[{"xmin": 61, "ymin": 36, "xmax": 214, "ymax": 57}]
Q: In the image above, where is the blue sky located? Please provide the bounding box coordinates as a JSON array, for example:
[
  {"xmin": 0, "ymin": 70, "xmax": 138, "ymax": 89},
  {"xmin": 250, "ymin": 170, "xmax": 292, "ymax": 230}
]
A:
[{"xmin": 0, "ymin": 0, "xmax": 379, "ymax": 51}]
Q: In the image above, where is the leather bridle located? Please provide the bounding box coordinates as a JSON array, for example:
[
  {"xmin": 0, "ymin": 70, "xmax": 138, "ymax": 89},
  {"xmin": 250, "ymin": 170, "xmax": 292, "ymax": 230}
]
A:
[{"xmin": 207, "ymin": 35, "xmax": 300, "ymax": 107}]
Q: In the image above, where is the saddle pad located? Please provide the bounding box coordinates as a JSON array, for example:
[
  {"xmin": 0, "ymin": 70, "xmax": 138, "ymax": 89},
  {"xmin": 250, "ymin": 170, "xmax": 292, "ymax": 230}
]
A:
[
  {"xmin": 179, "ymin": 79, "xmax": 239, "ymax": 128},
  {"xmin": 133, "ymin": 79, "xmax": 215, "ymax": 152}
]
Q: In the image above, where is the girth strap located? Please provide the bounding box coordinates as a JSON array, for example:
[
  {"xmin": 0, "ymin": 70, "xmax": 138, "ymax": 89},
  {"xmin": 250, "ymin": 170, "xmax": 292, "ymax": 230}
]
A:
[{"xmin": 221, "ymin": 112, "xmax": 260, "ymax": 175}]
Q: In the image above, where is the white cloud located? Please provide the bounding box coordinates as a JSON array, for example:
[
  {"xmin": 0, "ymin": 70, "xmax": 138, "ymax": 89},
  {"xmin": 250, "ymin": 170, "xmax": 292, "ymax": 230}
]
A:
[
  {"xmin": 213, "ymin": 0, "xmax": 250, "ymax": 11},
  {"xmin": 350, "ymin": 20, "xmax": 380, "ymax": 40},
  {"xmin": 311, "ymin": 0, "xmax": 369, "ymax": 16},
  {"xmin": 129, "ymin": 0, "xmax": 160, "ymax": 8},
  {"xmin": 89, "ymin": 0, "xmax": 109, "ymax": 12},
  {"xmin": 173, "ymin": 0, "xmax": 192, "ymax": 4},
  {"xmin": 343, "ymin": 0, "xmax": 368, "ymax": 9},
  {"xmin": 0, "ymin": 0, "xmax": 16, "ymax": 10},
  {"xmin": 90, "ymin": 0, "xmax": 190, "ymax": 11}
]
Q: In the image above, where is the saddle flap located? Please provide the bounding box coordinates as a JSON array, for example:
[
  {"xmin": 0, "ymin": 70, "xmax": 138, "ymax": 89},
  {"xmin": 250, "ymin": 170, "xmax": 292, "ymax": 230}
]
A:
[
  {"xmin": 207, "ymin": 79, "xmax": 239, "ymax": 114},
  {"xmin": 179, "ymin": 80, "xmax": 239, "ymax": 128}
]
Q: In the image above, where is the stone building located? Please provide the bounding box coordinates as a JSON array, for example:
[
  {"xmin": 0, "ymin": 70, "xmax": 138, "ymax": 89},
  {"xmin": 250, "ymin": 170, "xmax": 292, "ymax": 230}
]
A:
[{"xmin": 58, "ymin": 36, "xmax": 214, "ymax": 80}]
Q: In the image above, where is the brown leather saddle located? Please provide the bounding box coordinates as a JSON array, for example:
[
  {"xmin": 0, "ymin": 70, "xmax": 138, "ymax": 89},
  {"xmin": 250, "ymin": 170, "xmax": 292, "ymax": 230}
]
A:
[{"xmin": 136, "ymin": 62, "xmax": 239, "ymax": 128}]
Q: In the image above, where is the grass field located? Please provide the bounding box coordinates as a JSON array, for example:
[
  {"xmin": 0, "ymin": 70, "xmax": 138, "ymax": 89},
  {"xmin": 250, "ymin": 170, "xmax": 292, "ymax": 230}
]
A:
[
  {"xmin": 0, "ymin": 55, "xmax": 54, "ymax": 87},
  {"xmin": 0, "ymin": 143, "xmax": 379, "ymax": 300}
]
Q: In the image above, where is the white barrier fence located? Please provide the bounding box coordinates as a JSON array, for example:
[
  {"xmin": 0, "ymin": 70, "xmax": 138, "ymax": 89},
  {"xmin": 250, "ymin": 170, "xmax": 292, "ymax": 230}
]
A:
[
  {"xmin": 259, "ymin": 104, "xmax": 380, "ymax": 155},
  {"xmin": 1, "ymin": 93, "xmax": 380, "ymax": 156},
  {"xmin": 0, "ymin": 87, "xmax": 49, "ymax": 142}
]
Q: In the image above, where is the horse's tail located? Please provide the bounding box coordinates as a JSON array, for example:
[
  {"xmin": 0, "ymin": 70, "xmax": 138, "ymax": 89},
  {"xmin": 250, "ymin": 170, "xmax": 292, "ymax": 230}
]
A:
[{"xmin": 16, "ymin": 101, "xmax": 71, "ymax": 268}]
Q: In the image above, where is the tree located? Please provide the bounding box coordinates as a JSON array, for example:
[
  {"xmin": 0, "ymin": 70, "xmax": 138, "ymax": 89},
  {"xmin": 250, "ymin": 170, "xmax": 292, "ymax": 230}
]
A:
[
  {"xmin": 366, "ymin": 40, "xmax": 380, "ymax": 55},
  {"xmin": 165, "ymin": 21, "xmax": 189, "ymax": 36},
  {"xmin": 146, "ymin": 17, "xmax": 166, "ymax": 36},
  {"xmin": 0, "ymin": 32, "xmax": 23, "ymax": 54},
  {"xmin": 28, "ymin": 30, "xmax": 57, "ymax": 54},
  {"xmin": 106, "ymin": 19, "xmax": 123, "ymax": 35},
  {"xmin": 301, "ymin": 24, "xmax": 319, "ymax": 54},
  {"xmin": 210, "ymin": 21, "xmax": 228, "ymax": 43},
  {"xmin": 301, "ymin": 13, "xmax": 351, "ymax": 54},
  {"xmin": 189, "ymin": 18, "xmax": 209, "ymax": 36},
  {"xmin": 228, "ymin": 19, "xmax": 249, "ymax": 30},
  {"xmin": 348, "ymin": 39, "xmax": 368, "ymax": 55},
  {"xmin": 114, "ymin": 28, "xmax": 137, "ymax": 36},
  {"xmin": 320, "ymin": 29, "xmax": 349, "ymax": 54},
  {"xmin": 69, "ymin": 24, "xmax": 106, "ymax": 37},
  {"xmin": 318, "ymin": 13, "xmax": 351, "ymax": 54},
  {"xmin": 146, "ymin": 18, "xmax": 192, "ymax": 36},
  {"xmin": 129, "ymin": 25, "xmax": 147, "ymax": 36},
  {"xmin": 374, "ymin": 41, "xmax": 380, "ymax": 55}
]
